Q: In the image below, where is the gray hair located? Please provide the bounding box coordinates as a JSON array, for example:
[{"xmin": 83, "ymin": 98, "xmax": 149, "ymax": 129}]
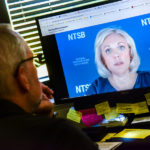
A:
[
  {"xmin": 95, "ymin": 28, "xmax": 140, "ymax": 78},
  {"xmin": 0, "ymin": 24, "xmax": 27, "ymax": 95}
]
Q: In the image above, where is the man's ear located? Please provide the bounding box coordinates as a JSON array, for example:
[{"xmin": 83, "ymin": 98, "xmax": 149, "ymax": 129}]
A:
[{"xmin": 17, "ymin": 65, "xmax": 30, "ymax": 91}]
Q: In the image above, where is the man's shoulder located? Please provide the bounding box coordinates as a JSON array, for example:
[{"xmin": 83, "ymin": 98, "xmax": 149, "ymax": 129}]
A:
[
  {"xmin": 7, "ymin": 113, "xmax": 76, "ymax": 133},
  {"xmin": 0, "ymin": 114, "xmax": 78, "ymax": 141},
  {"xmin": 0, "ymin": 100, "xmax": 99, "ymax": 150},
  {"xmin": 5, "ymin": 115, "xmax": 98, "ymax": 150}
]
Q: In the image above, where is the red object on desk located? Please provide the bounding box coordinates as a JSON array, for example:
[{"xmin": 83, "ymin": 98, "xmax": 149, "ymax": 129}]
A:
[{"xmin": 79, "ymin": 108, "xmax": 103, "ymax": 127}]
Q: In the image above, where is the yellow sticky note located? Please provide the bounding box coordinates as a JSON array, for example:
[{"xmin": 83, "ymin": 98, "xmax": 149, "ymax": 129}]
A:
[
  {"xmin": 145, "ymin": 93, "xmax": 150, "ymax": 105},
  {"xmin": 116, "ymin": 103, "xmax": 135, "ymax": 114},
  {"xmin": 104, "ymin": 107, "xmax": 119, "ymax": 120},
  {"xmin": 113, "ymin": 129, "xmax": 150, "ymax": 139},
  {"xmin": 134, "ymin": 101, "xmax": 149, "ymax": 115},
  {"xmin": 67, "ymin": 108, "xmax": 82, "ymax": 123},
  {"xmin": 95, "ymin": 101, "xmax": 111, "ymax": 115},
  {"xmin": 101, "ymin": 133, "xmax": 116, "ymax": 142}
]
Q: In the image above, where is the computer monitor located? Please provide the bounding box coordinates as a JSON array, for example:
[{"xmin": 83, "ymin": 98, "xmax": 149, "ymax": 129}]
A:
[{"xmin": 36, "ymin": 0, "xmax": 150, "ymax": 105}]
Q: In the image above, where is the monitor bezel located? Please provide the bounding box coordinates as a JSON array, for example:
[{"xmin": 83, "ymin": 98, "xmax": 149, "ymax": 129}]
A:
[{"xmin": 36, "ymin": 0, "xmax": 150, "ymax": 106}]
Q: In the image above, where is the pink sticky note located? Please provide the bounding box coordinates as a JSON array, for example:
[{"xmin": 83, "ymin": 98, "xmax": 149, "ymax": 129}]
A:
[{"xmin": 79, "ymin": 108, "xmax": 103, "ymax": 127}]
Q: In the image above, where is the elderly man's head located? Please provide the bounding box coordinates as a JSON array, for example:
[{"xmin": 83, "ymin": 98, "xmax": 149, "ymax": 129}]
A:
[{"xmin": 0, "ymin": 24, "xmax": 42, "ymax": 113}]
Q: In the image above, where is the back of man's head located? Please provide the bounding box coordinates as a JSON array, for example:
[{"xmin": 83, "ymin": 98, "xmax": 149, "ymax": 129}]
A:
[{"xmin": 0, "ymin": 24, "xmax": 26, "ymax": 96}]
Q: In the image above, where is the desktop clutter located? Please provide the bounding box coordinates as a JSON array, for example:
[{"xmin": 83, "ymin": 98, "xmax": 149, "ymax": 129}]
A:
[{"xmin": 65, "ymin": 92, "xmax": 150, "ymax": 150}]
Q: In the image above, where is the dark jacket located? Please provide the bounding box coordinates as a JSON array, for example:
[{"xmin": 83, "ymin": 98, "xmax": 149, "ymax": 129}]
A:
[{"xmin": 0, "ymin": 100, "xmax": 98, "ymax": 150}]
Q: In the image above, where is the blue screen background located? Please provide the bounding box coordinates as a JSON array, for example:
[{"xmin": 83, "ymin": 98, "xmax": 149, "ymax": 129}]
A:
[{"xmin": 55, "ymin": 13, "xmax": 150, "ymax": 98}]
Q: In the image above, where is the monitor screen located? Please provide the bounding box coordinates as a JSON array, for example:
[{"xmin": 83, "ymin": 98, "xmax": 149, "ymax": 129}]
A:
[{"xmin": 36, "ymin": 0, "xmax": 150, "ymax": 104}]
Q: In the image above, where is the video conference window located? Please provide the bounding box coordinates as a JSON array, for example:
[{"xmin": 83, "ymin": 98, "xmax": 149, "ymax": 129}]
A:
[{"xmin": 55, "ymin": 13, "xmax": 150, "ymax": 98}]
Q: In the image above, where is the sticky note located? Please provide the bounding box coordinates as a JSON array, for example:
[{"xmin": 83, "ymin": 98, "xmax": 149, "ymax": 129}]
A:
[
  {"xmin": 113, "ymin": 129, "xmax": 150, "ymax": 139},
  {"xmin": 116, "ymin": 103, "xmax": 135, "ymax": 114},
  {"xmin": 80, "ymin": 108, "xmax": 103, "ymax": 127},
  {"xmin": 144, "ymin": 93, "xmax": 150, "ymax": 105},
  {"xmin": 101, "ymin": 133, "xmax": 116, "ymax": 142},
  {"xmin": 95, "ymin": 101, "xmax": 111, "ymax": 115},
  {"xmin": 67, "ymin": 108, "xmax": 82, "ymax": 123},
  {"xmin": 116, "ymin": 102, "xmax": 149, "ymax": 115},
  {"xmin": 134, "ymin": 101, "xmax": 149, "ymax": 115},
  {"xmin": 104, "ymin": 107, "xmax": 119, "ymax": 120}
]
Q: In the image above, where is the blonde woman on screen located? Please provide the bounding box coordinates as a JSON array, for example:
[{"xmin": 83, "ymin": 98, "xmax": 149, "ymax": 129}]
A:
[{"xmin": 86, "ymin": 28, "xmax": 150, "ymax": 95}]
